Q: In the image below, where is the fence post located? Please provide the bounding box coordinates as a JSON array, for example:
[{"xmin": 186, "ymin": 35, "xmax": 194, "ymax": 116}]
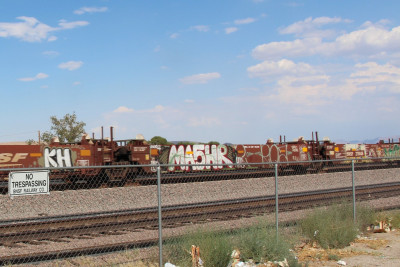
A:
[
  {"xmin": 275, "ymin": 163, "xmax": 279, "ymax": 241},
  {"xmin": 351, "ymin": 160, "xmax": 356, "ymax": 223},
  {"xmin": 157, "ymin": 164, "xmax": 163, "ymax": 267}
]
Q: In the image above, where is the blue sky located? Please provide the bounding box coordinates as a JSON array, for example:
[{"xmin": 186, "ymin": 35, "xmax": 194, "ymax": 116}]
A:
[{"xmin": 1, "ymin": 0, "xmax": 400, "ymax": 144}]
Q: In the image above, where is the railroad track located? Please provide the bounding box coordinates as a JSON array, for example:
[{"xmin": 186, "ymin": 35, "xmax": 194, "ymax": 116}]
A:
[{"xmin": 1, "ymin": 182, "xmax": 400, "ymax": 265}]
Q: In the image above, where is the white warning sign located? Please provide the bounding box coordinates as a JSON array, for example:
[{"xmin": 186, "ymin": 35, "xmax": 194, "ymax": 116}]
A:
[{"xmin": 9, "ymin": 170, "xmax": 50, "ymax": 197}]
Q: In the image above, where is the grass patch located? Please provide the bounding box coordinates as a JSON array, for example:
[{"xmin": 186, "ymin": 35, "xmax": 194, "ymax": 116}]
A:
[
  {"xmin": 327, "ymin": 253, "xmax": 341, "ymax": 261},
  {"xmin": 300, "ymin": 202, "xmax": 376, "ymax": 249},
  {"xmin": 163, "ymin": 222, "xmax": 301, "ymax": 267},
  {"xmin": 236, "ymin": 224, "xmax": 299, "ymax": 265},
  {"xmin": 164, "ymin": 228, "xmax": 233, "ymax": 267}
]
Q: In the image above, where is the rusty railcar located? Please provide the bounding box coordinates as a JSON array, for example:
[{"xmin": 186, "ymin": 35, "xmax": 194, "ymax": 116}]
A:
[
  {"xmin": 0, "ymin": 129, "xmax": 153, "ymax": 183},
  {"xmin": 1, "ymin": 129, "xmax": 399, "ymax": 185}
]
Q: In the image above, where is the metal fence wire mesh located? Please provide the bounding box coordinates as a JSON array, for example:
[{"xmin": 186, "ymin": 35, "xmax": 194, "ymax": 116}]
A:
[{"xmin": 0, "ymin": 157, "xmax": 399, "ymax": 265}]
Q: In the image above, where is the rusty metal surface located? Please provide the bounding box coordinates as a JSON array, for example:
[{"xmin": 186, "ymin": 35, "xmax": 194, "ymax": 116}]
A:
[{"xmin": 1, "ymin": 129, "xmax": 399, "ymax": 184}]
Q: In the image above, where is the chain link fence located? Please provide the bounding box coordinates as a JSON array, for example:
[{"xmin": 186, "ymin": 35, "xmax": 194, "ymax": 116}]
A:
[{"xmin": 0, "ymin": 157, "xmax": 399, "ymax": 265}]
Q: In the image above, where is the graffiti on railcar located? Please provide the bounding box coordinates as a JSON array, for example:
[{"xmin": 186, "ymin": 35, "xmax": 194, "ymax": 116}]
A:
[
  {"xmin": 44, "ymin": 147, "xmax": 73, "ymax": 168},
  {"xmin": 0, "ymin": 152, "xmax": 29, "ymax": 168},
  {"xmin": 384, "ymin": 144, "xmax": 400, "ymax": 157},
  {"xmin": 235, "ymin": 144, "xmax": 310, "ymax": 166},
  {"xmin": 156, "ymin": 144, "xmax": 234, "ymax": 171}
]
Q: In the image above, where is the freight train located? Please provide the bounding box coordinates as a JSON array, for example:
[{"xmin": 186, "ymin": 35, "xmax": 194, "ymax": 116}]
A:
[{"xmin": 1, "ymin": 127, "xmax": 399, "ymax": 184}]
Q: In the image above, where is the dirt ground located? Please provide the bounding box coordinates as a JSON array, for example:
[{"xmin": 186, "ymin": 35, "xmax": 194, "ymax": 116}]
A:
[
  {"xmin": 16, "ymin": 229, "xmax": 400, "ymax": 266},
  {"xmin": 297, "ymin": 229, "xmax": 400, "ymax": 267}
]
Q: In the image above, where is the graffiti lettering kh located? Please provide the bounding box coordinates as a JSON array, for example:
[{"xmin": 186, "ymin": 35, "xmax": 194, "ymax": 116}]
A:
[{"xmin": 44, "ymin": 148, "xmax": 72, "ymax": 167}]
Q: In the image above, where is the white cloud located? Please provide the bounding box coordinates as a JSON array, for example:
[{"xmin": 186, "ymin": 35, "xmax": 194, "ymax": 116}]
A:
[
  {"xmin": 47, "ymin": 36, "xmax": 57, "ymax": 42},
  {"xmin": 348, "ymin": 62, "xmax": 400, "ymax": 93},
  {"xmin": 273, "ymin": 74, "xmax": 332, "ymax": 105},
  {"xmin": 225, "ymin": 27, "xmax": 238, "ymax": 34},
  {"xmin": 74, "ymin": 7, "xmax": 108, "ymax": 15},
  {"xmin": 0, "ymin": 16, "xmax": 88, "ymax": 42},
  {"xmin": 179, "ymin": 72, "xmax": 221, "ymax": 84},
  {"xmin": 280, "ymin": 16, "xmax": 352, "ymax": 38},
  {"xmin": 234, "ymin": 18, "xmax": 256, "ymax": 25},
  {"xmin": 252, "ymin": 23, "xmax": 400, "ymax": 60},
  {"xmin": 73, "ymin": 81, "xmax": 81, "ymax": 86},
  {"xmin": 247, "ymin": 59, "xmax": 318, "ymax": 80},
  {"xmin": 0, "ymin": 16, "xmax": 54, "ymax": 42},
  {"xmin": 170, "ymin": 33, "xmax": 179, "ymax": 39},
  {"xmin": 252, "ymin": 37, "xmax": 321, "ymax": 60},
  {"xmin": 114, "ymin": 106, "xmax": 134, "ymax": 113},
  {"xmin": 58, "ymin": 20, "xmax": 89, "ymax": 29},
  {"xmin": 18, "ymin": 72, "xmax": 49, "ymax": 82},
  {"xmin": 360, "ymin": 19, "xmax": 391, "ymax": 29},
  {"xmin": 246, "ymin": 60, "xmax": 400, "ymax": 110},
  {"xmin": 58, "ymin": 61, "xmax": 83, "ymax": 71}
]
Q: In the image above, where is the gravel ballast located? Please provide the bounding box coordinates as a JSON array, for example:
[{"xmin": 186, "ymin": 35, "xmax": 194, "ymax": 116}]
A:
[{"xmin": 0, "ymin": 168, "xmax": 398, "ymax": 220}]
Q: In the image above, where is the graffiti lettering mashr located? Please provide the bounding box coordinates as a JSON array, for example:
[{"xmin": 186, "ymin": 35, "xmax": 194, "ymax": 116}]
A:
[{"xmin": 164, "ymin": 144, "xmax": 234, "ymax": 171}]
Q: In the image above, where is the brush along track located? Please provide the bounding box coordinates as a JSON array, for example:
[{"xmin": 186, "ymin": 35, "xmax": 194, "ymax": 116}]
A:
[{"xmin": 1, "ymin": 182, "xmax": 400, "ymax": 265}]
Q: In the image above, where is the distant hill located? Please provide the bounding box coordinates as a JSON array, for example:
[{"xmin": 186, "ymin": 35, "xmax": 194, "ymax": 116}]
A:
[
  {"xmin": 334, "ymin": 135, "xmax": 400, "ymax": 144},
  {"xmin": 0, "ymin": 142, "xmax": 27, "ymax": 145}
]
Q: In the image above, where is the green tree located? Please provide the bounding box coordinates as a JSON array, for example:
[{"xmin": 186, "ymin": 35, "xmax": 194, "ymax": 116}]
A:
[
  {"xmin": 208, "ymin": 141, "xmax": 220, "ymax": 145},
  {"xmin": 149, "ymin": 136, "xmax": 169, "ymax": 145},
  {"xmin": 25, "ymin": 139, "xmax": 38, "ymax": 145},
  {"xmin": 41, "ymin": 112, "xmax": 86, "ymax": 143}
]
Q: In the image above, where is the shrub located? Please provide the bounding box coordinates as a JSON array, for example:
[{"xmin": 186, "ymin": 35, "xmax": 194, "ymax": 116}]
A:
[
  {"xmin": 163, "ymin": 223, "xmax": 302, "ymax": 267},
  {"xmin": 164, "ymin": 228, "xmax": 232, "ymax": 267},
  {"xmin": 300, "ymin": 203, "xmax": 375, "ymax": 249},
  {"xmin": 237, "ymin": 224, "xmax": 296, "ymax": 264}
]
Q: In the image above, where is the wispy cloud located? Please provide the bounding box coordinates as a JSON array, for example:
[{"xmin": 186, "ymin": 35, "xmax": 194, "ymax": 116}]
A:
[
  {"xmin": 18, "ymin": 72, "xmax": 48, "ymax": 82},
  {"xmin": 74, "ymin": 7, "xmax": 108, "ymax": 15},
  {"xmin": 114, "ymin": 106, "xmax": 134, "ymax": 113},
  {"xmin": 58, "ymin": 61, "xmax": 83, "ymax": 71},
  {"xmin": 0, "ymin": 16, "xmax": 88, "ymax": 42},
  {"xmin": 179, "ymin": 72, "xmax": 221, "ymax": 84},
  {"xmin": 191, "ymin": 25, "xmax": 210, "ymax": 32},
  {"xmin": 170, "ymin": 33, "xmax": 179, "ymax": 39},
  {"xmin": 279, "ymin": 16, "xmax": 352, "ymax": 38},
  {"xmin": 247, "ymin": 59, "xmax": 318, "ymax": 80},
  {"xmin": 234, "ymin": 18, "xmax": 256, "ymax": 25},
  {"xmin": 58, "ymin": 20, "xmax": 89, "ymax": 29},
  {"xmin": 225, "ymin": 27, "xmax": 238, "ymax": 34}
]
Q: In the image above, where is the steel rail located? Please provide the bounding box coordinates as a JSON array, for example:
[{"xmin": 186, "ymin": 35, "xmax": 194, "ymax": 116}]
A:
[
  {"xmin": 1, "ymin": 182, "xmax": 399, "ymax": 243},
  {"xmin": 1, "ymin": 182, "xmax": 400, "ymax": 265}
]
